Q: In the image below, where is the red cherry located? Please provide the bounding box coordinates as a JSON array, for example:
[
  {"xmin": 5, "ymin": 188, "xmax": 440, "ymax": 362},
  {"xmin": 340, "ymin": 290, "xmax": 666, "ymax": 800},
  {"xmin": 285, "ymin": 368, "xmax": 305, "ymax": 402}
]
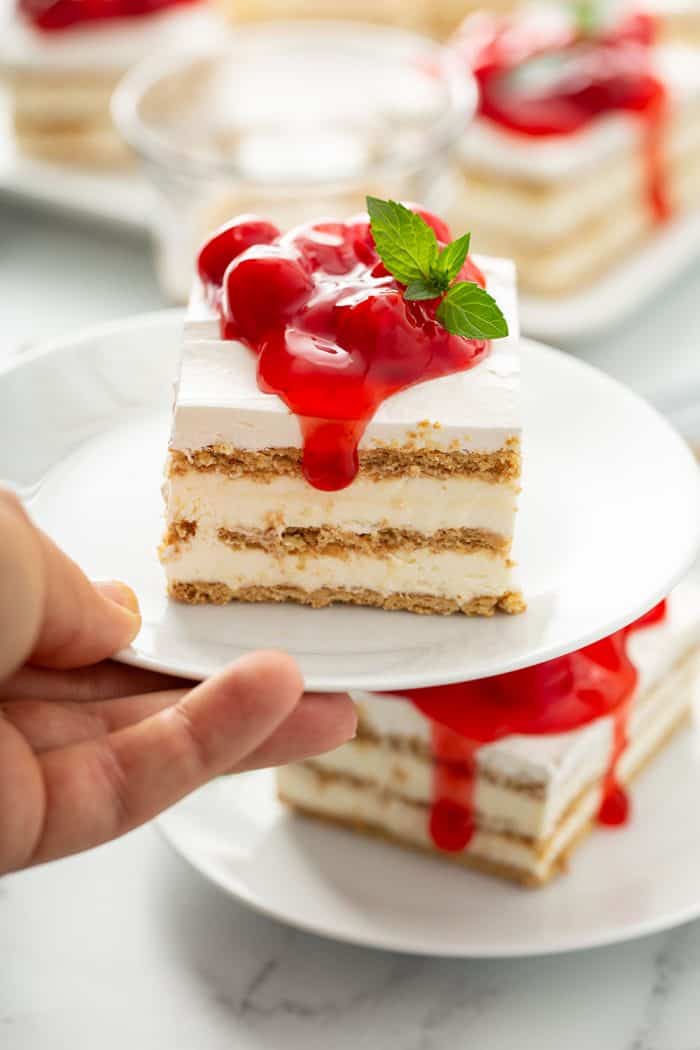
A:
[
  {"xmin": 285, "ymin": 222, "xmax": 358, "ymax": 275},
  {"xmin": 370, "ymin": 259, "xmax": 390, "ymax": 278},
  {"xmin": 455, "ymin": 257, "xmax": 487, "ymax": 289},
  {"xmin": 345, "ymin": 217, "xmax": 376, "ymax": 265},
  {"xmin": 400, "ymin": 202, "xmax": 452, "ymax": 243},
  {"xmin": 222, "ymin": 246, "xmax": 313, "ymax": 343},
  {"xmin": 198, "ymin": 216, "xmax": 280, "ymax": 290}
]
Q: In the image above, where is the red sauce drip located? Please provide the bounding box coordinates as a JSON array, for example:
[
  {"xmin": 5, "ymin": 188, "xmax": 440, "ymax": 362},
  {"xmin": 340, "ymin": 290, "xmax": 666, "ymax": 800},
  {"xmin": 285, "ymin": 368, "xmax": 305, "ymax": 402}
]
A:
[
  {"xmin": 197, "ymin": 210, "xmax": 491, "ymax": 492},
  {"xmin": 398, "ymin": 601, "xmax": 667, "ymax": 852},
  {"xmin": 19, "ymin": 0, "xmax": 198, "ymax": 32},
  {"xmin": 454, "ymin": 10, "xmax": 670, "ymax": 221}
]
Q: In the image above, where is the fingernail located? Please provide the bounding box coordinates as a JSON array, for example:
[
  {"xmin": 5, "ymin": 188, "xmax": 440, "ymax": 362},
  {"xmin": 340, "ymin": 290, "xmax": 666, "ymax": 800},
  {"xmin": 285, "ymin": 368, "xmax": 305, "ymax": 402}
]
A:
[{"xmin": 94, "ymin": 580, "xmax": 141, "ymax": 616}]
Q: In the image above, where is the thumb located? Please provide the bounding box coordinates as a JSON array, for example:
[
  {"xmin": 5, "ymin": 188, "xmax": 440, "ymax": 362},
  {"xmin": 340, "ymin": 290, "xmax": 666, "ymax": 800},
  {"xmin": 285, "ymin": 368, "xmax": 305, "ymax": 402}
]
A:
[{"xmin": 0, "ymin": 490, "xmax": 141, "ymax": 672}]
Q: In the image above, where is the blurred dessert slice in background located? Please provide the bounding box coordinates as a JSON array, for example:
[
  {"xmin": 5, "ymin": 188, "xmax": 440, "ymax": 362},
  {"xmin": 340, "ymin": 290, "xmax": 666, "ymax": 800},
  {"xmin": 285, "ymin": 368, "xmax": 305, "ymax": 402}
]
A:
[
  {"xmin": 279, "ymin": 582, "xmax": 700, "ymax": 886},
  {"xmin": 0, "ymin": 0, "xmax": 225, "ymax": 166},
  {"xmin": 449, "ymin": 6, "xmax": 700, "ymax": 296},
  {"xmin": 648, "ymin": 0, "xmax": 700, "ymax": 43}
]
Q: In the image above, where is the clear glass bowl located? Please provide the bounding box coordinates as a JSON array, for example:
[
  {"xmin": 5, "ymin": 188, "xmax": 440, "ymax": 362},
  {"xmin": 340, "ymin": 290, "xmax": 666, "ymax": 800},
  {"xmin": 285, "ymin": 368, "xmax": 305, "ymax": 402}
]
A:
[{"xmin": 112, "ymin": 20, "xmax": 477, "ymax": 300}]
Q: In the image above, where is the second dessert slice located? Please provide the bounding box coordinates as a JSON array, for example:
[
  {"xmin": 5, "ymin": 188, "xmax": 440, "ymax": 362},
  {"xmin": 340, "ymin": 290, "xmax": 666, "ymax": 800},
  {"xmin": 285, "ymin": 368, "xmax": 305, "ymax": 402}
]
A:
[{"xmin": 162, "ymin": 202, "xmax": 523, "ymax": 615}]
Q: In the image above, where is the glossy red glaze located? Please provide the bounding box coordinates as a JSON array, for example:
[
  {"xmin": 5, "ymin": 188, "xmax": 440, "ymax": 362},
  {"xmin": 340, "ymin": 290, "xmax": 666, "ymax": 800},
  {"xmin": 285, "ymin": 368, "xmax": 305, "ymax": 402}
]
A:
[
  {"xmin": 19, "ymin": 0, "xmax": 198, "ymax": 31},
  {"xmin": 200, "ymin": 210, "xmax": 491, "ymax": 491},
  {"xmin": 399, "ymin": 601, "xmax": 667, "ymax": 852},
  {"xmin": 455, "ymin": 10, "xmax": 670, "ymax": 220}
]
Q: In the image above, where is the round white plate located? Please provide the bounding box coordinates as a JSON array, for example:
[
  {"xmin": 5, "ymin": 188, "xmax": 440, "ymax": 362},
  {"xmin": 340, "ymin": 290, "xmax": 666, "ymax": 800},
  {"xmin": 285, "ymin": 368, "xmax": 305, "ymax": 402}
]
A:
[
  {"xmin": 2, "ymin": 310, "xmax": 699, "ymax": 692},
  {"xmin": 159, "ymin": 704, "xmax": 700, "ymax": 957}
]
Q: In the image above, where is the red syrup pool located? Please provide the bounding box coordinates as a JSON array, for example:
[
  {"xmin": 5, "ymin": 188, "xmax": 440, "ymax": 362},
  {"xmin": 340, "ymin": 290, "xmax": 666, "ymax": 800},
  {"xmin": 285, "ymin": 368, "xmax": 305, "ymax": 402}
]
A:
[
  {"xmin": 455, "ymin": 10, "xmax": 670, "ymax": 221},
  {"xmin": 19, "ymin": 0, "xmax": 199, "ymax": 32},
  {"xmin": 396, "ymin": 600, "xmax": 668, "ymax": 852},
  {"xmin": 197, "ymin": 210, "xmax": 492, "ymax": 492}
]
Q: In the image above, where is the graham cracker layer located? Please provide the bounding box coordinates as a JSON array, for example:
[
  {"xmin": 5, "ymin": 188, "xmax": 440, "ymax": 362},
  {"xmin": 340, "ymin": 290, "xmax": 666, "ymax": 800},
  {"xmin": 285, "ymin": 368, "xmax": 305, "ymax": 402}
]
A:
[
  {"xmin": 168, "ymin": 440, "xmax": 521, "ymax": 483},
  {"xmin": 216, "ymin": 524, "xmax": 510, "ymax": 557},
  {"xmin": 354, "ymin": 719, "xmax": 546, "ymax": 798},
  {"xmin": 279, "ymin": 705, "xmax": 692, "ymax": 887},
  {"xmin": 168, "ymin": 580, "xmax": 526, "ymax": 616}
]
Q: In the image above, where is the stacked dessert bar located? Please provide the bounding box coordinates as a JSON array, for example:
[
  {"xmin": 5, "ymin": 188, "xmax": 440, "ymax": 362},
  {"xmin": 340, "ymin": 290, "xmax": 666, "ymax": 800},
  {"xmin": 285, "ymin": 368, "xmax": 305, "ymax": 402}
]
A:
[
  {"xmin": 161, "ymin": 203, "xmax": 523, "ymax": 616},
  {"xmin": 450, "ymin": 7, "xmax": 700, "ymax": 295},
  {"xmin": 0, "ymin": 0, "xmax": 222, "ymax": 165},
  {"xmin": 280, "ymin": 583, "xmax": 700, "ymax": 885}
]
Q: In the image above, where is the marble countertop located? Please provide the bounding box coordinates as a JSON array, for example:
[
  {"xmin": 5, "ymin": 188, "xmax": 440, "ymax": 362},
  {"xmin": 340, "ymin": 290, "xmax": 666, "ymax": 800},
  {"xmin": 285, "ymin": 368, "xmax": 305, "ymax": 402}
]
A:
[{"xmin": 3, "ymin": 198, "xmax": 700, "ymax": 1049}]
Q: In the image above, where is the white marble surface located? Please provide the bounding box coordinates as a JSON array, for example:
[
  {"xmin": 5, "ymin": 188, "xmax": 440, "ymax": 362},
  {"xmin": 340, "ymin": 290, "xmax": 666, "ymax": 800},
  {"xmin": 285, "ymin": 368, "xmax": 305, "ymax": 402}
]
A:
[{"xmin": 3, "ymin": 198, "xmax": 700, "ymax": 1049}]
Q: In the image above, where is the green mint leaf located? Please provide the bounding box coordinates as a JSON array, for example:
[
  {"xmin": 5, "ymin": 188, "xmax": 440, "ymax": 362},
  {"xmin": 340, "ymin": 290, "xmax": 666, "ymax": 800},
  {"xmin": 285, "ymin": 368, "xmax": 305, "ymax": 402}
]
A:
[
  {"xmin": 574, "ymin": 0, "xmax": 602, "ymax": 35},
  {"xmin": 436, "ymin": 282, "xmax": 509, "ymax": 340},
  {"xmin": 434, "ymin": 233, "xmax": 471, "ymax": 286},
  {"xmin": 367, "ymin": 196, "xmax": 439, "ymax": 285},
  {"xmin": 404, "ymin": 279, "xmax": 443, "ymax": 301}
]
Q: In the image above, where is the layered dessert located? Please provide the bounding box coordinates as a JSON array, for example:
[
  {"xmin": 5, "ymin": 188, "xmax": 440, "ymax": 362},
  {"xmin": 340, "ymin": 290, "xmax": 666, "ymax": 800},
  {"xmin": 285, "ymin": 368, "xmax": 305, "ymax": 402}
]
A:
[
  {"xmin": 450, "ymin": 7, "xmax": 700, "ymax": 296},
  {"xmin": 0, "ymin": 0, "xmax": 223, "ymax": 166},
  {"xmin": 160, "ymin": 200, "xmax": 524, "ymax": 616},
  {"xmin": 279, "ymin": 582, "xmax": 700, "ymax": 885},
  {"xmin": 218, "ymin": 0, "xmax": 517, "ymax": 38}
]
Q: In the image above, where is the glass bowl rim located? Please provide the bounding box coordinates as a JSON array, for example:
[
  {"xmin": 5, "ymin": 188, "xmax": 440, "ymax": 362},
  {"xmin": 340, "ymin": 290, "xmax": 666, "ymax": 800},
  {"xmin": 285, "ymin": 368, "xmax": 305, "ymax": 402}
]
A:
[{"xmin": 111, "ymin": 19, "xmax": 478, "ymax": 186}]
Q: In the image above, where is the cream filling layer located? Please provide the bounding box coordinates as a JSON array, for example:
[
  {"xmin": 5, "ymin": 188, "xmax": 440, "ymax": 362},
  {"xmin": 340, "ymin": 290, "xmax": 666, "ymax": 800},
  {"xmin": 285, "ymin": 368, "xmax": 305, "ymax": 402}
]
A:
[
  {"xmin": 162, "ymin": 529, "xmax": 513, "ymax": 600},
  {"xmin": 164, "ymin": 471, "xmax": 519, "ymax": 538}
]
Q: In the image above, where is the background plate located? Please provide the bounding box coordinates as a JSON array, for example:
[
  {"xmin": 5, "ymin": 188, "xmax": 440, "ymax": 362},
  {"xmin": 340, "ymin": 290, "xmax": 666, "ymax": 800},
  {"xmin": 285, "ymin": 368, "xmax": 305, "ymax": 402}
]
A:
[
  {"xmin": 1, "ymin": 310, "xmax": 699, "ymax": 692},
  {"xmin": 158, "ymin": 686, "xmax": 700, "ymax": 957}
]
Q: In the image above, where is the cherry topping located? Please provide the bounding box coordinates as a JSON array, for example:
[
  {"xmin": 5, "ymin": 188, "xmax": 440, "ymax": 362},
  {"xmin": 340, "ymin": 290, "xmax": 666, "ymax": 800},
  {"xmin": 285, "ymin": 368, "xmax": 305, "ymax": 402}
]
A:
[
  {"xmin": 198, "ymin": 216, "xmax": 280, "ymax": 291},
  {"xmin": 202, "ymin": 208, "xmax": 491, "ymax": 491},
  {"xmin": 222, "ymin": 245, "xmax": 313, "ymax": 344},
  {"xmin": 285, "ymin": 221, "xmax": 360, "ymax": 275},
  {"xmin": 19, "ymin": 0, "xmax": 197, "ymax": 31}
]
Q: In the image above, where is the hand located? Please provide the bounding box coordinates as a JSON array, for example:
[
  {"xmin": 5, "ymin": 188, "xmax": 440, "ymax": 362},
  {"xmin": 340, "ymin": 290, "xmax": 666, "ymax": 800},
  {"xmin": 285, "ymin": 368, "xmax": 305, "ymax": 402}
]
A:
[{"xmin": 0, "ymin": 489, "xmax": 356, "ymax": 874}]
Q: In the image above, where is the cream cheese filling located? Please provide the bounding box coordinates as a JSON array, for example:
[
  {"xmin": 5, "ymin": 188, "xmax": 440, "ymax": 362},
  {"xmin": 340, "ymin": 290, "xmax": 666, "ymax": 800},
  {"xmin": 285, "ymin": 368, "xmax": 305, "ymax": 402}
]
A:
[
  {"xmin": 164, "ymin": 471, "xmax": 519, "ymax": 538},
  {"xmin": 162, "ymin": 528, "xmax": 514, "ymax": 601}
]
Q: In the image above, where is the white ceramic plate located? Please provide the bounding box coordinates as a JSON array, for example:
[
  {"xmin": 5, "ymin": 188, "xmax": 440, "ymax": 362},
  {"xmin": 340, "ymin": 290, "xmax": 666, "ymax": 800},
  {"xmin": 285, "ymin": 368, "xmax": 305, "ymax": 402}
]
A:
[
  {"xmin": 158, "ymin": 697, "xmax": 700, "ymax": 957},
  {"xmin": 519, "ymin": 210, "xmax": 700, "ymax": 342},
  {"xmin": 0, "ymin": 87, "xmax": 152, "ymax": 232},
  {"xmin": 1, "ymin": 310, "xmax": 699, "ymax": 692}
]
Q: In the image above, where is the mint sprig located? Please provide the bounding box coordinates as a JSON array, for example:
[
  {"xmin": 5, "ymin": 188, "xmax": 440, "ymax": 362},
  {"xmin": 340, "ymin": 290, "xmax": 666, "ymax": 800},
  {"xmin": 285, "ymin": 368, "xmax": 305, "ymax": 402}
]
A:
[{"xmin": 366, "ymin": 197, "xmax": 508, "ymax": 341}]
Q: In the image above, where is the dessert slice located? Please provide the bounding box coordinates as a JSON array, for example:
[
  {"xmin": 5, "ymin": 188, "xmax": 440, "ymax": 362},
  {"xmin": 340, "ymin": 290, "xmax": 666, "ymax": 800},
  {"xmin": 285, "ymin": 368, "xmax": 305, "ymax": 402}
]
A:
[
  {"xmin": 0, "ymin": 0, "xmax": 223, "ymax": 166},
  {"xmin": 279, "ymin": 582, "xmax": 700, "ymax": 885},
  {"xmin": 161, "ymin": 202, "xmax": 523, "ymax": 615},
  {"xmin": 450, "ymin": 8, "xmax": 700, "ymax": 296}
]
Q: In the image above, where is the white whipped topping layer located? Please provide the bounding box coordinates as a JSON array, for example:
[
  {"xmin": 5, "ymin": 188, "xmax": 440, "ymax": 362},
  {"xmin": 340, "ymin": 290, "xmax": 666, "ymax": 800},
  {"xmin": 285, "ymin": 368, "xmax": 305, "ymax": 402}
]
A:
[
  {"xmin": 172, "ymin": 255, "xmax": 520, "ymax": 455},
  {"xmin": 0, "ymin": 6, "xmax": 225, "ymax": 72},
  {"xmin": 162, "ymin": 530, "xmax": 513, "ymax": 602},
  {"xmin": 353, "ymin": 579, "xmax": 700, "ymax": 789},
  {"xmin": 164, "ymin": 471, "xmax": 519, "ymax": 537},
  {"xmin": 461, "ymin": 46, "xmax": 700, "ymax": 182}
]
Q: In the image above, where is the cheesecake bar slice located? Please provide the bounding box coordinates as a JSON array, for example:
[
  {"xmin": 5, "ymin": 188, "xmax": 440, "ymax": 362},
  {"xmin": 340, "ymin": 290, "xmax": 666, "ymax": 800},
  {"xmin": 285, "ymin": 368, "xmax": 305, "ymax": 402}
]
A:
[
  {"xmin": 161, "ymin": 208, "xmax": 523, "ymax": 615},
  {"xmin": 279, "ymin": 582, "xmax": 700, "ymax": 885},
  {"xmin": 450, "ymin": 9, "xmax": 700, "ymax": 296}
]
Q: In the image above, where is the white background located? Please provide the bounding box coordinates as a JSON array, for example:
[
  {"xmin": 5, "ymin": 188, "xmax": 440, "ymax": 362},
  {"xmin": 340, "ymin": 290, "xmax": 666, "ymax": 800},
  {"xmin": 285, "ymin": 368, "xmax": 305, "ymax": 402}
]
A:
[{"xmin": 3, "ymin": 197, "xmax": 700, "ymax": 1047}]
